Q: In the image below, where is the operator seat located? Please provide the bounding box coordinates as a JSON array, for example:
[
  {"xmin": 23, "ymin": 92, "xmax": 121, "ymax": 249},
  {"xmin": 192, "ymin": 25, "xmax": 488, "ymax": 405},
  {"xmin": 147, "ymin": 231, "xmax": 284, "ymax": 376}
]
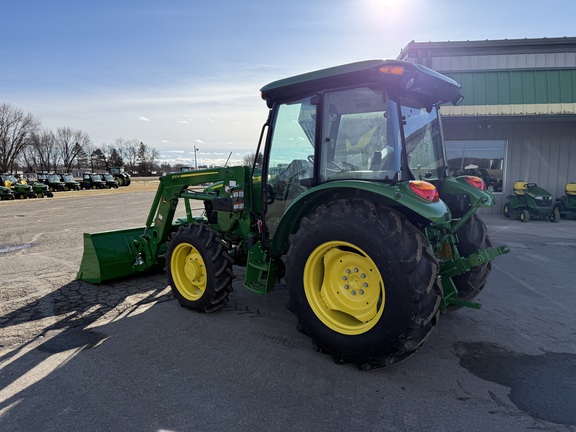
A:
[{"xmin": 513, "ymin": 181, "xmax": 528, "ymax": 195}]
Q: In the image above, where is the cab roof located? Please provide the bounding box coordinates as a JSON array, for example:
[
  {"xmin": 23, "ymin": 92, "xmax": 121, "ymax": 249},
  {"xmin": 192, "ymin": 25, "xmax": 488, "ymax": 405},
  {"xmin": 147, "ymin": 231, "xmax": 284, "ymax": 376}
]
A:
[{"xmin": 260, "ymin": 59, "xmax": 463, "ymax": 108}]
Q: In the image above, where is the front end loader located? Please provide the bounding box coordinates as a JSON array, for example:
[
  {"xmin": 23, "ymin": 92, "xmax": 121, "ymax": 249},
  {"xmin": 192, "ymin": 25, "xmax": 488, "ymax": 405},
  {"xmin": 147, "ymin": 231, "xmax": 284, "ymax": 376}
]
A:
[{"xmin": 78, "ymin": 60, "xmax": 509, "ymax": 369}]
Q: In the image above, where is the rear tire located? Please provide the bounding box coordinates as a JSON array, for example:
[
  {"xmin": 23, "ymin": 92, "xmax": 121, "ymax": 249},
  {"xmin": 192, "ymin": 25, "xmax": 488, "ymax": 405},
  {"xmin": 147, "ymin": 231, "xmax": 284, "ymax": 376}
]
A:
[
  {"xmin": 448, "ymin": 215, "xmax": 492, "ymax": 310},
  {"xmin": 283, "ymin": 200, "xmax": 441, "ymax": 369},
  {"xmin": 166, "ymin": 224, "xmax": 235, "ymax": 312}
]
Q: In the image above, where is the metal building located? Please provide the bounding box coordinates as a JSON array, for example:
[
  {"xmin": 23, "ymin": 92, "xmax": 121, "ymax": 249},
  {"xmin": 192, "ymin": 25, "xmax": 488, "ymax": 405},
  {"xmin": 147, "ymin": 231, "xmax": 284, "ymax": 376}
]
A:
[{"xmin": 399, "ymin": 37, "xmax": 576, "ymax": 213}]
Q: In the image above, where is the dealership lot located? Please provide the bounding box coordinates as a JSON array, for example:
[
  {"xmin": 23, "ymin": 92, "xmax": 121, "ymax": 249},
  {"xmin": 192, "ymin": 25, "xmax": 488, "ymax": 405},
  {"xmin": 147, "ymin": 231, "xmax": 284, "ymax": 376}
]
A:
[{"xmin": 1, "ymin": 186, "xmax": 575, "ymax": 432}]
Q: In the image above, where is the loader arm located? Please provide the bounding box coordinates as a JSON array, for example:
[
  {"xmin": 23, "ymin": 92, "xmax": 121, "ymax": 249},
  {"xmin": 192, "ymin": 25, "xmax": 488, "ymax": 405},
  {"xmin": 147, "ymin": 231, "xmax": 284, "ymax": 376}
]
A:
[{"xmin": 77, "ymin": 166, "xmax": 254, "ymax": 283}]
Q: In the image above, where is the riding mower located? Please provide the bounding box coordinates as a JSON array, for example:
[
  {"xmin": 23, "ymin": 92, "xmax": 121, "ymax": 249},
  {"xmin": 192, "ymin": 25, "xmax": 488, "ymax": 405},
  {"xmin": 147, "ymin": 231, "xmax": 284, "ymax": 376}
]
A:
[
  {"xmin": 554, "ymin": 182, "xmax": 576, "ymax": 219},
  {"xmin": 503, "ymin": 181, "xmax": 559, "ymax": 222},
  {"xmin": 22, "ymin": 173, "xmax": 54, "ymax": 197},
  {"xmin": 1, "ymin": 173, "xmax": 37, "ymax": 199},
  {"xmin": 0, "ymin": 185, "xmax": 15, "ymax": 200}
]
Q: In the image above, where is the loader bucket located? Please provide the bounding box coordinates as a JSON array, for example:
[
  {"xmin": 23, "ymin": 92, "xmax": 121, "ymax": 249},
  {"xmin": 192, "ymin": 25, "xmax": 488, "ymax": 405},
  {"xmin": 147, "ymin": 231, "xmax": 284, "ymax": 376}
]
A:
[{"xmin": 76, "ymin": 227, "xmax": 147, "ymax": 283}]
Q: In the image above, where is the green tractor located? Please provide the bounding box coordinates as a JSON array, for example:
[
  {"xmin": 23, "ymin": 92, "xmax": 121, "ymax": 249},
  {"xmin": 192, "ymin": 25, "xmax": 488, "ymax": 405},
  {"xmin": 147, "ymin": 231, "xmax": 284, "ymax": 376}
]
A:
[
  {"xmin": 1, "ymin": 173, "xmax": 37, "ymax": 199},
  {"xmin": 553, "ymin": 182, "xmax": 576, "ymax": 219},
  {"xmin": 0, "ymin": 185, "xmax": 15, "ymax": 200},
  {"xmin": 504, "ymin": 181, "xmax": 559, "ymax": 222},
  {"xmin": 108, "ymin": 166, "xmax": 131, "ymax": 186},
  {"xmin": 77, "ymin": 60, "xmax": 509, "ymax": 369},
  {"xmin": 57, "ymin": 173, "xmax": 81, "ymax": 191}
]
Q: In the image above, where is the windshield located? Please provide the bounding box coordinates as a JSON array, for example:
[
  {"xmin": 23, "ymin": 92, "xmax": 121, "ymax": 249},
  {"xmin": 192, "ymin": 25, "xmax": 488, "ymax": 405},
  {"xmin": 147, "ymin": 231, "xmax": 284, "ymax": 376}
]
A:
[
  {"xmin": 103, "ymin": 174, "xmax": 114, "ymax": 181},
  {"xmin": 400, "ymin": 99, "xmax": 446, "ymax": 181},
  {"xmin": 48, "ymin": 174, "xmax": 60, "ymax": 182},
  {"xmin": 62, "ymin": 175, "xmax": 74, "ymax": 182},
  {"xmin": 91, "ymin": 175, "xmax": 102, "ymax": 181}
]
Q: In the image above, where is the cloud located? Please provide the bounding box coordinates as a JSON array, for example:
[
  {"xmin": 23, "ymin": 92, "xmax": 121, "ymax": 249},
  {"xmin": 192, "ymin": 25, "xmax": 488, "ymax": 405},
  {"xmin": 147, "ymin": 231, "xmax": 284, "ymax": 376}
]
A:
[{"xmin": 139, "ymin": 116, "xmax": 151, "ymax": 122}]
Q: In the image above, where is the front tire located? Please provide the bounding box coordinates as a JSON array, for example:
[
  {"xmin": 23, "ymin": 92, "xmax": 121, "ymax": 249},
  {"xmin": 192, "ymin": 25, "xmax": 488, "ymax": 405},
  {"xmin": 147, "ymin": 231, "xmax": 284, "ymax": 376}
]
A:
[
  {"xmin": 283, "ymin": 200, "xmax": 441, "ymax": 369},
  {"xmin": 503, "ymin": 202, "xmax": 511, "ymax": 218},
  {"xmin": 166, "ymin": 224, "xmax": 235, "ymax": 312},
  {"xmin": 550, "ymin": 208, "xmax": 560, "ymax": 223}
]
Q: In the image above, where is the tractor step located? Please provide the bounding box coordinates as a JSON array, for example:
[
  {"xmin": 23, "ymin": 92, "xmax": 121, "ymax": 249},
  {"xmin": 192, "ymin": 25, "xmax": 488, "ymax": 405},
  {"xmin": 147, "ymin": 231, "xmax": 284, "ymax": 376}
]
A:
[{"xmin": 244, "ymin": 241, "xmax": 276, "ymax": 294}]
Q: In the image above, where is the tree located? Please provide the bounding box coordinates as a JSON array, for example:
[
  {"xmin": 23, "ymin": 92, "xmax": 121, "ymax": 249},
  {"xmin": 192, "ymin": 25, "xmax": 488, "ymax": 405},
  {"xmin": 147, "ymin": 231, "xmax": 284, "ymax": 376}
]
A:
[
  {"xmin": 20, "ymin": 129, "xmax": 58, "ymax": 172},
  {"xmin": 124, "ymin": 140, "xmax": 140, "ymax": 173},
  {"xmin": 0, "ymin": 103, "xmax": 40, "ymax": 172},
  {"xmin": 107, "ymin": 147, "xmax": 123, "ymax": 167},
  {"xmin": 55, "ymin": 127, "xmax": 91, "ymax": 173},
  {"xmin": 243, "ymin": 152, "xmax": 263, "ymax": 168},
  {"xmin": 90, "ymin": 148, "xmax": 106, "ymax": 171},
  {"xmin": 137, "ymin": 141, "xmax": 159, "ymax": 174}
]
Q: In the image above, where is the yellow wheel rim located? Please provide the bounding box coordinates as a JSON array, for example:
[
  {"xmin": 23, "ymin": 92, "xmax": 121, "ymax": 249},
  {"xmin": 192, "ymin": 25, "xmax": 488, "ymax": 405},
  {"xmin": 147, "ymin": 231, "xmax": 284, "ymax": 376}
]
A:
[
  {"xmin": 171, "ymin": 242, "xmax": 207, "ymax": 301},
  {"xmin": 303, "ymin": 241, "xmax": 385, "ymax": 335}
]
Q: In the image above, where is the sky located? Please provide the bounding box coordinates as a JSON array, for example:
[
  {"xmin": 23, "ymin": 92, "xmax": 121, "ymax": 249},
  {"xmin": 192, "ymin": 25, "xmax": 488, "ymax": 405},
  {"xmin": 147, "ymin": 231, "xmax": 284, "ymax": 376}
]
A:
[{"xmin": 1, "ymin": 0, "xmax": 575, "ymax": 167}]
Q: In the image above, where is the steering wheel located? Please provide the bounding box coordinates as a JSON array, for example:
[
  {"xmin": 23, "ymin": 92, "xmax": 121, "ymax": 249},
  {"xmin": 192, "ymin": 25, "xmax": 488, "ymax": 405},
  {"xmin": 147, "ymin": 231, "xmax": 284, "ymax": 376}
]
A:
[{"xmin": 307, "ymin": 155, "xmax": 342, "ymax": 172}]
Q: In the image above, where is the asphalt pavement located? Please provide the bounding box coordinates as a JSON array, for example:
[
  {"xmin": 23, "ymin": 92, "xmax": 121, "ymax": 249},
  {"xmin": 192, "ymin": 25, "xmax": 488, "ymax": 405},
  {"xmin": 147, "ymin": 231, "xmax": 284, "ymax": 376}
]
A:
[{"xmin": 0, "ymin": 189, "xmax": 575, "ymax": 432}]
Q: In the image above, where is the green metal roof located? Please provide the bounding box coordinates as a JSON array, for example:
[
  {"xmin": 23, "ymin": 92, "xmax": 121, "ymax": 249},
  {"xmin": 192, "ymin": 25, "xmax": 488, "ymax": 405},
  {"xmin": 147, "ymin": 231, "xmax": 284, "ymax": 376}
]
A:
[{"xmin": 446, "ymin": 69, "xmax": 576, "ymax": 105}]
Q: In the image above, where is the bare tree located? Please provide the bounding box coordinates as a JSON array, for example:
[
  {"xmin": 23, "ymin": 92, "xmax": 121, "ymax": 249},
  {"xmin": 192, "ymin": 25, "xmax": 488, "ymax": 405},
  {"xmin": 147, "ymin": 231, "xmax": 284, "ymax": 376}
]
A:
[
  {"xmin": 124, "ymin": 141, "xmax": 140, "ymax": 173},
  {"xmin": 243, "ymin": 152, "xmax": 263, "ymax": 168},
  {"xmin": 0, "ymin": 103, "xmax": 40, "ymax": 172},
  {"xmin": 55, "ymin": 127, "xmax": 91, "ymax": 173},
  {"xmin": 20, "ymin": 129, "xmax": 57, "ymax": 172}
]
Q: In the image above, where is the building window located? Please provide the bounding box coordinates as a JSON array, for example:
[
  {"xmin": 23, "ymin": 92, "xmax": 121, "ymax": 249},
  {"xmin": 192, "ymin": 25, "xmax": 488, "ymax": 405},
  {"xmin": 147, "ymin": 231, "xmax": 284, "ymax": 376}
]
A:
[{"xmin": 446, "ymin": 140, "xmax": 506, "ymax": 193}]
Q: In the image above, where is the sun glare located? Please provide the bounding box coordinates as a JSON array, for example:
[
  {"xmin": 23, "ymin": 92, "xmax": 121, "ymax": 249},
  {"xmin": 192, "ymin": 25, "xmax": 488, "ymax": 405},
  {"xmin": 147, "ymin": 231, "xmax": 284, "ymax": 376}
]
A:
[{"xmin": 373, "ymin": 0, "xmax": 400, "ymax": 8}]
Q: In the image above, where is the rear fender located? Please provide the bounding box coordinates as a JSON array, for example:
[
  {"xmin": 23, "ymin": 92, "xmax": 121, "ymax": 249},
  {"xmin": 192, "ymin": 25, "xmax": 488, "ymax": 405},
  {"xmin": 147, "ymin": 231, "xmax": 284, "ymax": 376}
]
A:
[
  {"xmin": 441, "ymin": 176, "xmax": 494, "ymax": 207},
  {"xmin": 269, "ymin": 180, "xmax": 449, "ymax": 256}
]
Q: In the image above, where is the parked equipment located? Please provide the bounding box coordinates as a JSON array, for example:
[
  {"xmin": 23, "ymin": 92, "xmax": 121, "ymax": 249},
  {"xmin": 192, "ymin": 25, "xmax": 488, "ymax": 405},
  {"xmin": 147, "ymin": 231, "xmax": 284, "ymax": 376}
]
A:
[
  {"xmin": 1, "ymin": 173, "xmax": 37, "ymax": 199},
  {"xmin": 99, "ymin": 173, "xmax": 119, "ymax": 189},
  {"xmin": 37, "ymin": 172, "xmax": 66, "ymax": 192},
  {"xmin": 554, "ymin": 182, "xmax": 576, "ymax": 219},
  {"xmin": 22, "ymin": 173, "xmax": 53, "ymax": 198},
  {"xmin": 108, "ymin": 166, "xmax": 131, "ymax": 186},
  {"xmin": 80, "ymin": 173, "xmax": 107, "ymax": 189},
  {"xmin": 0, "ymin": 185, "xmax": 15, "ymax": 200},
  {"xmin": 504, "ymin": 181, "xmax": 559, "ymax": 222},
  {"xmin": 57, "ymin": 173, "xmax": 81, "ymax": 191},
  {"xmin": 77, "ymin": 60, "xmax": 509, "ymax": 369}
]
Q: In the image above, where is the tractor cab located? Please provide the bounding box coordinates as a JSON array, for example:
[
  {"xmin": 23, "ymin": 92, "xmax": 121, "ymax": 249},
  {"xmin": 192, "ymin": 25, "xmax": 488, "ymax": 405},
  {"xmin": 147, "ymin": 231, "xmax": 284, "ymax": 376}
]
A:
[{"xmin": 257, "ymin": 60, "xmax": 485, "ymax": 246}]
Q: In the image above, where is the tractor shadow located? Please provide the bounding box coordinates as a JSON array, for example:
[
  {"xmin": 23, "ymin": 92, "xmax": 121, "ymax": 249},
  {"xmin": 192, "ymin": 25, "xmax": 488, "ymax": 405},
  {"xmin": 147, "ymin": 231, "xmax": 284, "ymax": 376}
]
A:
[{"xmin": 0, "ymin": 273, "xmax": 173, "ymax": 389}]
